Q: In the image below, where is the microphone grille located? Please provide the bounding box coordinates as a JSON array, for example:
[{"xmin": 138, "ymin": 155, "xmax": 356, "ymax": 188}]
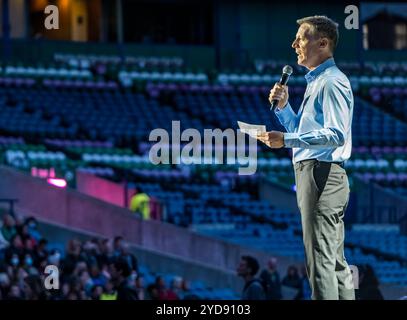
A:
[{"xmin": 283, "ymin": 65, "xmax": 293, "ymax": 75}]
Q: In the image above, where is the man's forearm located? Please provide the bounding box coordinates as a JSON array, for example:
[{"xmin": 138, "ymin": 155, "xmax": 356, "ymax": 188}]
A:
[
  {"xmin": 274, "ymin": 102, "xmax": 299, "ymax": 133},
  {"xmin": 283, "ymin": 128, "xmax": 345, "ymax": 149}
]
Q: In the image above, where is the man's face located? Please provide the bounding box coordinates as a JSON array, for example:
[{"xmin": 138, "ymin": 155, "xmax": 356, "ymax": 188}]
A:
[
  {"xmin": 292, "ymin": 24, "xmax": 322, "ymax": 69},
  {"xmin": 237, "ymin": 259, "xmax": 249, "ymax": 277}
]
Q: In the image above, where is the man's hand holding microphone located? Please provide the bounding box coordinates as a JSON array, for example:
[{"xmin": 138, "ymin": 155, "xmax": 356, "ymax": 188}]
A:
[
  {"xmin": 269, "ymin": 83, "xmax": 289, "ymax": 110},
  {"xmin": 257, "ymin": 65, "xmax": 292, "ymax": 149}
]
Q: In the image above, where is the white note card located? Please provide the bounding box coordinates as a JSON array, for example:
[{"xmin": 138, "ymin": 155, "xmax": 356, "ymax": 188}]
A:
[{"xmin": 237, "ymin": 121, "xmax": 267, "ymax": 139}]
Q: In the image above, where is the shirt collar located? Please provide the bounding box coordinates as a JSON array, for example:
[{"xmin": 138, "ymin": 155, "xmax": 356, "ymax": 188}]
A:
[{"xmin": 304, "ymin": 57, "xmax": 335, "ymax": 84}]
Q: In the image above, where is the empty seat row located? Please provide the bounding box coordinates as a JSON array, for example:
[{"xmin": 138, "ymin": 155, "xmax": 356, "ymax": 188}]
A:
[{"xmin": 5, "ymin": 66, "xmax": 92, "ymax": 78}]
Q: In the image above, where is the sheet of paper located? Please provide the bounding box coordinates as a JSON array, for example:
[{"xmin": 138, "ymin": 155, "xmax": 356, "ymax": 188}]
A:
[{"xmin": 237, "ymin": 121, "xmax": 267, "ymax": 139}]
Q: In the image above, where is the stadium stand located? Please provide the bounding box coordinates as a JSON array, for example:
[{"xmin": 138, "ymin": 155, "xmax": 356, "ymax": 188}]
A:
[{"xmin": 1, "ymin": 54, "xmax": 407, "ymax": 299}]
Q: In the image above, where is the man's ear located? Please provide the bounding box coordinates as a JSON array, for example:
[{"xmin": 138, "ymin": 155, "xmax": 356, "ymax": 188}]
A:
[{"xmin": 320, "ymin": 38, "xmax": 329, "ymax": 49}]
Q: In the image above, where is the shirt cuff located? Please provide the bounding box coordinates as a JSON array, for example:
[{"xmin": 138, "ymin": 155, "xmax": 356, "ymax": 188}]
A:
[
  {"xmin": 283, "ymin": 132, "xmax": 300, "ymax": 148},
  {"xmin": 274, "ymin": 102, "xmax": 295, "ymax": 125}
]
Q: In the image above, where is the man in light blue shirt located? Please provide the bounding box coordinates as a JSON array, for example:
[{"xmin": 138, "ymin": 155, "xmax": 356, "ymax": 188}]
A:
[
  {"xmin": 274, "ymin": 57, "xmax": 353, "ymax": 164},
  {"xmin": 258, "ymin": 16, "xmax": 355, "ymax": 300}
]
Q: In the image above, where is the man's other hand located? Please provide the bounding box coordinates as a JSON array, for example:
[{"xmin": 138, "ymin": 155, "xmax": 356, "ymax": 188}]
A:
[{"xmin": 257, "ymin": 131, "xmax": 285, "ymax": 148}]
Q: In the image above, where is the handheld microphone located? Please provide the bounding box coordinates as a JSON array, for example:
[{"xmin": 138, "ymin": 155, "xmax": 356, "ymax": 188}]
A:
[{"xmin": 270, "ymin": 65, "xmax": 293, "ymax": 111}]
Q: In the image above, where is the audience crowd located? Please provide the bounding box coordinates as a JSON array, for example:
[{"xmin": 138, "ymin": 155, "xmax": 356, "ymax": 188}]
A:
[
  {"xmin": 0, "ymin": 213, "xmax": 197, "ymax": 300},
  {"xmin": 0, "ymin": 213, "xmax": 388, "ymax": 300}
]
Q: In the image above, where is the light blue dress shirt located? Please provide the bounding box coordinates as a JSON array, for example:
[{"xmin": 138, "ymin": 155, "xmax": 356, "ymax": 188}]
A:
[{"xmin": 274, "ymin": 57, "xmax": 353, "ymax": 164}]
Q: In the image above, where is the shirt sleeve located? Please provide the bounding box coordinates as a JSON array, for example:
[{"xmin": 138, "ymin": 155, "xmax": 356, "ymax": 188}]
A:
[
  {"xmin": 274, "ymin": 102, "xmax": 299, "ymax": 133},
  {"xmin": 283, "ymin": 78, "xmax": 352, "ymax": 149}
]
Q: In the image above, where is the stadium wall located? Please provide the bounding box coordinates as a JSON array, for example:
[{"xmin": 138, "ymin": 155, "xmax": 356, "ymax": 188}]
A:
[
  {"xmin": 1, "ymin": 39, "xmax": 216, "ymax": 70},
  {"xmin": 2, "ymin": 1, "xmax": 407, "ymax": 69}
]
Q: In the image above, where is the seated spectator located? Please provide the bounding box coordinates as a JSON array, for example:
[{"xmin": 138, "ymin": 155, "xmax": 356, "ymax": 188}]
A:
[
  {"xmin": 110, "ymin": 258, "xmax": 139, "ymax": 300},
  {"xmin": 282, "ymin": 265, "xmax": 301, "ymax": 289},
  {"xmin": 126, "ymin": 269, "xmax": 138, "ymax": 288},
  {"xmin": 295, "ymin": 266, "xmax": 311, "ymax": 300},
  {"xmin": 1, "ymin": 214, "xmax": 17, "ymax": 242},
  {"xmin": 9, "ymin": 253, "xmax": 21, "ymax": 270},
  {"xmin": 96, "ymin": 238, "xmax": 114, "ymax": 267},
  {"xmin": 69, "ymin": 277, "xmax": 84, "ymax": 297},
  {"xmin": 14, "ymin": 214, "xmax": 26, "ymax": 238},
  {"xmin": 146, "ymin": 283, "xmax": 160, "ymax": 300},
  {"xmin": 33, "ymin": 238, "xmax": 48, "ymax": 267},
  {"xmin": 23, "ymin": 275, "xmax": 46, "ymax": 300},
  {"xmin": 7, "ymin": 284, "xmax": 23, "ymax": 300},
  {"xmin": 60, "ymin": 282, "xmax": 71, "ymax": 300},
  {"xmin": 22, "ymin": 253, "xmax": 37, "ymax": 275},
  {"xmin": 16, "ymin": 266, "xmax": 29, "ymax": 283},
  {"xmin": 62, "ymin": 239, "xmax": 84, "ymax": 274},
  {"xmin": 24, "ymin": 217, "xmax": 42, "ymax": 242},
  {"xmin": 0, "ymin": 228, "xmax": 9, "ymax": 253},
  {"xmin": 81, "ymin": 241, "xmax": 99, "ymax": 266},
  {"xmin": 129, "ymin": 187, "xmax": 151, "ymax": 220},
  {"xmin": 37, "ymin": 258, "xmax": 49, "ymax": 278},
  {"xmin": 0, "ymin": 273, "xmax": 11, "ymax": 298},
  {"xmin": 100, "ymin": 263, "xmax": 112, "ymax": 281},
  {"xmin": 89, "ymin": 264, "xmax": 107, "ymax": 287},
  {"xmin": 259, "ymin": 257, "xmax": 282, "ymax": 300},
  {"xmin": 237, "ymin": 255, "xmax": 266, "ymax": 300},
  {"xmin": 91, "ymin": 285, "xmax": 104, "ymax": 300},
  {"xmin": 170, "ymin": 276, "xmax": 183, "ymax": 299},
  {"xmin": 100, "ymin": 280, "xmax": 117, "ymax": 300},
  {"xmin": 72, "ymin": 261, "xmax": 88, "ymax": 277},
  {"xmin": 135, "ymin": 275, "xmax": 146, "ymax": 300},
  {"xmin": 180, "ymin": 279, "xmax": 199, "ymax": 300},
  {"xmin": 79, "ymin": 270, "xmax": 94, "ymax": 296},
  {"xmin": 156, "ymin": 275, "xmax": 179, "ymax": 300},
  {"xmin": 23, "ymin": 237, "xmax": 36, "ymax": 258},
  {"xmin": 119, "ymin": 242, "xmax": 138, "ymax": 274},
  {"xmin": 47, "ymin": 249, "xmax": 62, "ymax": 267},
  {"xmin": 19, "ymin": 224, "xmax": 36, "ymax": 248},
  {"xmin": 4, "ymin": 234, "xmax": 25, "ymax": 263},
  {"xmin": 113, "ymin": 236, "xmax": 124, "ymax": 258}
]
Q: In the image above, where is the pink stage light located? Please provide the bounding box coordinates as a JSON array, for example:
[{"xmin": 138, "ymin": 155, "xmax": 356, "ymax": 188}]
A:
[{"xmin": 47, "ymin": 178, "xmax": 67, "ymax": 188}]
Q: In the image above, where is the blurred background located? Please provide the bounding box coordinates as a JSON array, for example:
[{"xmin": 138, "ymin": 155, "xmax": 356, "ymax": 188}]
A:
[{"xmin": 0, "ymin": 0, "xmax": 406, "ymax": 300}]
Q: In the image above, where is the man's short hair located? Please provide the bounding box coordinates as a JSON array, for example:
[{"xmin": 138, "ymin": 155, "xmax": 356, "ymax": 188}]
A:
[
  {"xmin": 297, "ymin": 15, "xmax": 339, "ymax": 52},
  {"xmin": 242, "ymin": 255, "xmax": 260, "ymax": 276}
]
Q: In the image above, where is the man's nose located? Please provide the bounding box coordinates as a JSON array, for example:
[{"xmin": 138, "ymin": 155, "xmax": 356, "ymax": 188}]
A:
[{"xmin": 292, "ymin": 40, "xmax": 297, "ymax": 48}]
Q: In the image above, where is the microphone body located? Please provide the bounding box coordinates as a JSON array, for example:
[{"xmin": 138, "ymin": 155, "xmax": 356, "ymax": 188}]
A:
[{"xmin": 270, "ymin": 65, "xmax": 293, "ymax": 111}]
